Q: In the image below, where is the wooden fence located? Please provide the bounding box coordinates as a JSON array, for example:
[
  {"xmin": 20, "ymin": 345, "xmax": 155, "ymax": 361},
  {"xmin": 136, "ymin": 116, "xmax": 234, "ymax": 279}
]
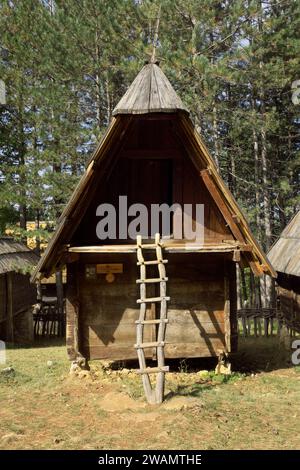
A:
[
  {"xmin": 33, "ymin": 297, "xmax": 65, "ymax": 337},
  {"xmin": 238, "ymin": 308, "xmax": 281, "ymax": 337}
]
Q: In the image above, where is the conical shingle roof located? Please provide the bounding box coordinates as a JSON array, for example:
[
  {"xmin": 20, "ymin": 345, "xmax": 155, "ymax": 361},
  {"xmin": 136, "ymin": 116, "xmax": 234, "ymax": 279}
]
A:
[{"xmin": 113, "ymin": 63, "xmax": 188, "ymax": 115}]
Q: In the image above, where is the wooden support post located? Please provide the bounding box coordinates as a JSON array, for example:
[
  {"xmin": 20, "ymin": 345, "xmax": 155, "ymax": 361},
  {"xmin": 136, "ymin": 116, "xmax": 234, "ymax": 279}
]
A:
[
  {"xmin": 6, "ymin": 272, "xmax": 14, "ymax": 343},
  {"xmin": 224, "ymin": 273, "xmax": 231, "ymax": 353},
  {"xmin": 225, "ymin": 261, "xmax": 238, "ymax": 353},
  {"xmin": 36, "ymin": 281, "xmax": 42, "ymax": 303},
  {"xmin": 55, "ymin": 270, "xmax": 64, "ymax": 336},
  {"xmin": 66, "ymin": 262, "xmax": 86, "ymax": 369}
]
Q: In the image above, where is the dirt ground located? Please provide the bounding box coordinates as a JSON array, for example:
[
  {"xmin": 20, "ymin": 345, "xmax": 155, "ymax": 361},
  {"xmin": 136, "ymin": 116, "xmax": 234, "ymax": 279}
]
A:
[{"xmin": 0, "ymin": 337, "xmax": 300, "ymax": 450}]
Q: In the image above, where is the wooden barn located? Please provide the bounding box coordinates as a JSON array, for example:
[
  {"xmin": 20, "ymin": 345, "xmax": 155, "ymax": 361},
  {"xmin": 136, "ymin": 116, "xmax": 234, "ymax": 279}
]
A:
[
  {"xmin": 32, "ymin": 62, "xmax": 275, "ymax": 402},
  {"xmin": 268, "ymin": 211, "xmax": 300, "ymax": 333},
  {"xmin": 0, "ymin": 237, "xmax": 39, "ymax": 344}
]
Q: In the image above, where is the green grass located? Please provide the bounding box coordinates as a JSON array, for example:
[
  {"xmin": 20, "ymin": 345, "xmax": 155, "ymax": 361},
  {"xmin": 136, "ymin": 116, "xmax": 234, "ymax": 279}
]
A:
[
  {"xmin": 0, "ymin": 341, "xmax": 69, "ymax": 389},
  {"xmin": 0, "ymin": 336, "xmax": 300, "ymax": 450}
]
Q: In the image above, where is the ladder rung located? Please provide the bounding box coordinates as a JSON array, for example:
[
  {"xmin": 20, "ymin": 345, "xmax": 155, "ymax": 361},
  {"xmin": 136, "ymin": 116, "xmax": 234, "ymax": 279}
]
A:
[
  {"xmin": 135, "ymin": 319, "xmax": 169, "ymax": 325},
  {"xmin": 137, "ymin": 259, "xmax": 168, "ymax": 266},
  {"xmin": 135, "ymin": 341, "xmax": 165, "ymax": 349},
  {"xmin": 137, "ymin": 243, "xmax": 162, "ymax": 249},
  {"xmin": 136, "ymin": 366, "xmax": 169, "ymax": 375},
  {"xmin": 136, "ymin": 277, "xmax": 168, "ymax": 284},
  {"xmin": 137, "ymin": 296, "xmax": 170, "ymax": 304}
]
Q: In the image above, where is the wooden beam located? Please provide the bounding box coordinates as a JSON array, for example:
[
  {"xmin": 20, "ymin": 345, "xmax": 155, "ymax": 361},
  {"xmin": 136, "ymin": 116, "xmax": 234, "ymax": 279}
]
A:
[
  {"xmin": 247, "ymin": 258, "xmax": 265, "ymax": 277},
  {"xmin": 233, "ymin": 249, "xmax": 241, "ymax": 262},
  {"xmin": 67, "ymin": 243, "xmax": 254, "ymax": 254},
  {"xmin": 200, "ymin": 169, "xmax": 246, "ymax": 244}
]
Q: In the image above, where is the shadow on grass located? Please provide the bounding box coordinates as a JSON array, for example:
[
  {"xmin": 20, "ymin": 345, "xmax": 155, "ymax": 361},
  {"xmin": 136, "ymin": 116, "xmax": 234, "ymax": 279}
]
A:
[
  {"xmin": 107, "ymin": 336, "xmax": 293, "ymax": 375},
  {"xmin": 231, "ymin": 336, "xmax": 293, "ymax": 373},
  {"xmin": 166, "ymin": 337, "xmax": 294, "ymax": 374},
  {"xmin": 165, "ymin": 382, "xmax": 215, "ymax": 400}
]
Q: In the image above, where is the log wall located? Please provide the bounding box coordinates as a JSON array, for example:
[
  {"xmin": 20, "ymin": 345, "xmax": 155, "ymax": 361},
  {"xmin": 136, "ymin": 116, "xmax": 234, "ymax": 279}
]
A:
[{"xmin": 67, "ymin": 253, "xmax": 237, "ymax": 361}]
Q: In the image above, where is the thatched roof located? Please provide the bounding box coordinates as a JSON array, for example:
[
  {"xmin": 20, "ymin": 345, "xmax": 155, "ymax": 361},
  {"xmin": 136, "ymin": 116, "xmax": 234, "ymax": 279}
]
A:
[
  {"xmin": 113, "ymin": 63, "xmax": 189, "ymax": 116},
  {"xmin": 31, "ymin": 64, "xmax": 275, "ymax": 282},
  {"xmin": 268, "ymin": 211, "xmax": 300, "ymax": 277},
  {"xmin": 0, "ymin": 237, "xmax": 39, "ymax": 275}
]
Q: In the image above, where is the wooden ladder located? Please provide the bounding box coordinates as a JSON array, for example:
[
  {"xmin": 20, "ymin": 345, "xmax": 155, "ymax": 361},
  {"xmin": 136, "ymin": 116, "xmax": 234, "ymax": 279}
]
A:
[{"xmin": 135, "ymin": 233, "xmax": 170, "ymax": 404}]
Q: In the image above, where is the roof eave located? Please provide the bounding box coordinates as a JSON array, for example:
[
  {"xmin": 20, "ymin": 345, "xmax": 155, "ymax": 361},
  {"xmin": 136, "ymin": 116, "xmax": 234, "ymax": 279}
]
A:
[{"xmin": 112, "ymin": 108, "xmax": 189, "ymax": 116}]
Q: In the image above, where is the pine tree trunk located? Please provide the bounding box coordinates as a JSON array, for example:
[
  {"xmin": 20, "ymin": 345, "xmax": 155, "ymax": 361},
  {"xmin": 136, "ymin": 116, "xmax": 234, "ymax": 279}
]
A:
[
  {"xmin": 105, "ymin": 77, "xmax": 111, "ymax": 125},
  {"xmin": 212, "ymin": 104, "xmax": 220, "ymax": 171},
  {"xmin": 35, "ymin": 209, "xmax": 41, "ymax": 256},
  {"xmin": 18, "ymin": 113, "xmax": 27, "ymax": 237},
  {"xmin": 236, "ymin": 264, "xmax": 242, "ymax": 310},
  {"xmin": 95, "ymin": 29, "xmax": 102, "ymax": 129},
  {"xmin": 261, "ymin": 123, "xmax": 272, "ymax": 251},
  {"xmin": 252, "ymin": 124, "xmax": 261, "ymax": 239},
  {"xmin": 240, "ymin": 268, "xmax": 248, "ymax": 307}
]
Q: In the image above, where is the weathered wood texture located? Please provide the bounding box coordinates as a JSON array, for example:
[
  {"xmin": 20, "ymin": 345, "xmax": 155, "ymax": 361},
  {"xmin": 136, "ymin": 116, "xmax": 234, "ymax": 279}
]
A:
[
  {"xmin": 112, "ymin": 63, "xmax": 189, "ymax": 116},
  {"xmin": 165, "ymin": 254, "xmax": 229, "ymax": 357},
  {"xmin": 0, "ymin": 275, "xmax": 6, "ymax": 323},
  {"xmin": 0, "ymin": 273, "xmax": 36, "ymax": 321},
  {"xmin": 72, "ymin": 118, "xmax": 233, "ymax": 247},
  {"xmin": 6, "ymin": 272, "xmax": 13, "ymax": 342},
  {"xmin": 237, "ymin": 308, "xmax": 279, "ymax": 337},
  {"xmin": 0, "ymin": 237, "xmax": 39, "ymax": 275},
  {"xmin": 276, "ymin": 273, "xmax": 300, "ymax": 333},
  {"xmin": 268, "ymin": 212, "xmax": 300, "ymax": 333},
  {"xmin": 0, "ymin": 272, "xmax": 36, "ymax": 344},
  {"xmin": 268, "ymin": 210, "xmax": 300, "ymax": 277},
  {"xmin": 227, "ymin": 261, "xmax": 238, "ymax": 352},
  {"xmin": 66, "ymin": 262, "xmax": 81, "ymax": 360},
  {"xmin": 74, "ymin": 253, "xmax": 235, "ymax": 360},
  {"xmin": 135, "ymin": 234, "xmax": 169, "ymax": 404}
]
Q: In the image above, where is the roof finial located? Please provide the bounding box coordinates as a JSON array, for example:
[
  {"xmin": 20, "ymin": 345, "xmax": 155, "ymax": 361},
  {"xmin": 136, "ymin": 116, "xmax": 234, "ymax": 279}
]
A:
[{"xmin": 150, "ymin": 4, "xmax": 161, "ymax": 64}]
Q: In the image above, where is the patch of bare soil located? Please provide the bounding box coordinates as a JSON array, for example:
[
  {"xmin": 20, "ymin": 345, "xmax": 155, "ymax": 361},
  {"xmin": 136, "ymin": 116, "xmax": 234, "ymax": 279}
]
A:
[{"xmin": 99, "ymin": 391, "xmax": 146, "ymax": 412}]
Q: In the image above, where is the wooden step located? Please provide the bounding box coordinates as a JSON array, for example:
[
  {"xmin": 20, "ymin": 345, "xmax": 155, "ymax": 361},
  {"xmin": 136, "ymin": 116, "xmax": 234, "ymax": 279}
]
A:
[
  {"xmin": 137, "ymin": 296, "xmax": 170, "ymax": 304},
  {"xmin": 135, "ymin": 341, "xmax": 165, "ymax": 349},
  {"xmin": 136, "ymin": 277, "xmax": 168, "ymax": 284},
  {"xmin": 137, "ymin": 259, "xmax": 168, "ymax": 266},
  {"xmin": 136, "ymin": 366, "xmax": 169, "ymax": 375},
  {"xmin": 135, "ymin": 319, "xmax": 169, "ymax": 325},
  {"xmin": 137, "ymin": 243, "xmax": 162, "ymax": 249}
]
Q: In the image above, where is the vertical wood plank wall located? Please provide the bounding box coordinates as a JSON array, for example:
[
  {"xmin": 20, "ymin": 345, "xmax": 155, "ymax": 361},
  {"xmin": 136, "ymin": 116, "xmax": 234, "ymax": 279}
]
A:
[{"xmin": 0, "ymin": 272, "xmax": 36, "ymax": 344}]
